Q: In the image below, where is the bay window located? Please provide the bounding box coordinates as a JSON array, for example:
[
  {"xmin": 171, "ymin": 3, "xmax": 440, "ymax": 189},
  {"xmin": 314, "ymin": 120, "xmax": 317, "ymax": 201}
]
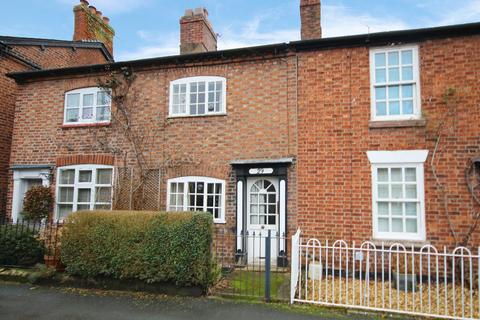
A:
[
  {"xmin": 167, "ymin": 176, "xmax": 225, "ymax": 223},
  {"xmin": 56, "ymin": 165, "xmax": 113, "ymax": 220}
]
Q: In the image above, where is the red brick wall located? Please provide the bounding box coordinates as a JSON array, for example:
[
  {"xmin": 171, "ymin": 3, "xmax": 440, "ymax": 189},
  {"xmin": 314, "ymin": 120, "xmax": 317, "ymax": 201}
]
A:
[
  {"xmin": 9, "ymin": 45, "xmax": 108, "ymax": 69},
  {"xmin": 8, "ymin": 54, "xmax": 298, "ymax": 234},
  {"xmin": 297, "ymin": 35, "xmax": 480, "ymax": 248},
  {"xmin": 0, "ymin": 56, "xmax": 28, "ymax": 217}
]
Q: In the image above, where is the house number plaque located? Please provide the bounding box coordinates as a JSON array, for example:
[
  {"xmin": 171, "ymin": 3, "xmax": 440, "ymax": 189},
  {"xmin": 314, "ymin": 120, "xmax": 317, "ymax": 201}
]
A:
[{"xmin": 248, "ymin": 168, "xmax": 274, "ymax": 175}]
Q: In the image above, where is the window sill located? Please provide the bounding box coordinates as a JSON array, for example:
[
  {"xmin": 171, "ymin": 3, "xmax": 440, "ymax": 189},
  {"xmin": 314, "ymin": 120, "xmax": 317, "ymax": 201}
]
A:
[
  {"xmin": 167, "ymin": 113, "xmax": 227, "ymax": 119},
  {"xmin": 370, "ymin": 238, "xmax": 430, "ymax": 249},
  {"xmin": 214, "ymin": 219, "xmax": 226, "ymax": 224},
  {"xmin": 369, "ymin": 118, "xmax": 426, "ymax": 129},
  {"xmin": 61, "ymin": 122, "xmax": 111, "ymax": 129}
]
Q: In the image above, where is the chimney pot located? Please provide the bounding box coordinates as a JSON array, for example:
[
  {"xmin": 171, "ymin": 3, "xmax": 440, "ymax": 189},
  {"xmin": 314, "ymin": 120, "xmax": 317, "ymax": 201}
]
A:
[
  {"xmin": 80, "ymin": 0, "xmax": 89, "ymax": 6},
  {"xmin": 300, "ymin": 0, "xmax": 322, "ymax": 40},
  {"xmin": 88, "ymin": 5, "xmax": 96, "ymax": 14},
  {"xmin": 103, "ymin": 16, "xmax": 110, "ymax": 24},
  {"xmin": 96, "ymin": 10, "xmax": 102, "ymax": 18},
  {"xmin": 184, "ymin": 9, "xmax": 193, "ymax": 16}
]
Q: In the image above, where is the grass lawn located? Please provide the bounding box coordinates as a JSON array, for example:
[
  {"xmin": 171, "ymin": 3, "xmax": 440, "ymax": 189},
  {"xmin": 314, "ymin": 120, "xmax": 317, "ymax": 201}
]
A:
[{"xmin": 219, "ymin": 269, "xmax": 290, "ymax": 301}]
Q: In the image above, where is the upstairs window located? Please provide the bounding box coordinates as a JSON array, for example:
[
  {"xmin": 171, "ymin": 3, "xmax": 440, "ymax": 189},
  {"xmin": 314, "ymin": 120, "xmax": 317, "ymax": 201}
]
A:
[
  {"xmin": 167, "ymin": 176, "xmax": 225, "ymax": 223},
  {"xmin": 64, "ymin": 87, "xmax": 111, "ymax": 125},
  {"xmin": 370, "ymin": 46, "xmax": 420, "ymax": 120},
  {"xmin": 169, "ymin": 77, "xmax": 226, "ymax": 117}
]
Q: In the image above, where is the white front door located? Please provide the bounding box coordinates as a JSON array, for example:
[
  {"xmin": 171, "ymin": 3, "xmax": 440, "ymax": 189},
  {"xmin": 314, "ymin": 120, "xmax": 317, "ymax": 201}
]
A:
[{"xmin": 246, "ymin": 177, "xmax": 279, "ymax": 264}]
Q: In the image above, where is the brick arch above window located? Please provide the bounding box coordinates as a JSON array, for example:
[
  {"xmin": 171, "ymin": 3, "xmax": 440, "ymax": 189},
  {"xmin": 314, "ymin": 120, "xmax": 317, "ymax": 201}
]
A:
[{"xmin": 56, "ymin": 154, "xmax": 115, "ymax": 167}]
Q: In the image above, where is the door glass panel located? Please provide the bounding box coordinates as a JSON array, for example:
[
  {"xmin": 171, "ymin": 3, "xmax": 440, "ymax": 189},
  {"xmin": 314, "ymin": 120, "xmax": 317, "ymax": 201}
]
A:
[{"xmin": 249, "ymin": 179, "xmax": 277, "ymax": 226}]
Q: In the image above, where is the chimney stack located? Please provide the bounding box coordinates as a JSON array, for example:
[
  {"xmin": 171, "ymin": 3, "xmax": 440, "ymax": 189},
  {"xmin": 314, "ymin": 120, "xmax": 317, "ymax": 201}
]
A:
[
  {"xmin": 180, "ymin": 7, "xmax": 217, "ymax": 54},
  {"xmin": 73, "ymin": 0, "xmax": 115, "ymax": 56},
  {"xmin": 300, "ymin": 0, "xmax": 322, "ymax": 40}
]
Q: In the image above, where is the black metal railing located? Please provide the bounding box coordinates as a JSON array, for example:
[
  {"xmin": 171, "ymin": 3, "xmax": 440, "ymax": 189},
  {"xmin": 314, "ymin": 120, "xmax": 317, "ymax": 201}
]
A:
[
  {"xmin": 213, "ymin": 227, "xmax": 291, "ymax": 301},
  {"xmin": 0, "ymin": 217, "xmax": 62, "ymax": 268}
]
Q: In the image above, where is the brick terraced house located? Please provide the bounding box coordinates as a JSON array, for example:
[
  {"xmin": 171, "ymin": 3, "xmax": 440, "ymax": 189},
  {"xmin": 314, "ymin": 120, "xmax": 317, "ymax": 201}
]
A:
[
  {"xmin": 0, "ymin": 0, "xmax": 114, "ymax": 218},
  {"xmin": 5, "ymin": 0, "xmax": 480, "ymax": 263}
]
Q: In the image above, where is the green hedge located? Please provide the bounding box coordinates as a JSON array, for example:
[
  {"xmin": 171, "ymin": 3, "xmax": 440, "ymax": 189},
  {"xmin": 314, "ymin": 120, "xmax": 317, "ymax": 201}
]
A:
[
  {"xmin": 60, "ymin": 211, "xmax": 215, "ymax": 288},
  {"xmin": 0, "ymin": 226, "xmax": 44, "ymax": 266}
]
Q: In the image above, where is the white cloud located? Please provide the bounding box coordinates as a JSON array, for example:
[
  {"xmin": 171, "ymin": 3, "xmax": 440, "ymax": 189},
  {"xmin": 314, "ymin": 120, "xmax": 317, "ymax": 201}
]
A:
[
  {"xmin": 116, "ymin": 32, "xmax": 179, "ymax": 61},
  {"xmin": 321, "ymin": 5, "xmax": 410, "ymax": 37},
  {"xmin": 434, "ymin": 0, "xmax": 480, "ymax": 25},
  {"xmin": 116, "ymin": 3, "xmax": 412, "ymax": 61},
  {"xmin": 56, "ymin": 0, "xmax": 151, "ymax": 14}
]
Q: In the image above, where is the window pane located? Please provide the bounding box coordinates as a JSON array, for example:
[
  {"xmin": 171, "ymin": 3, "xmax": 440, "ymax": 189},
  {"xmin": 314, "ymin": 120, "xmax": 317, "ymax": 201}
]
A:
[
  {"xmin": 94, "ymin": 204, "xmax": 111, "ymax": 210},
  {"xmin": 59, "ymin": 187, "xmax": 74, "ymax": 202},
  {"xmin": 268, "ymin": 215, "xmax": 276, "ymax": 225},
  {"xmin": 97, "ymin": 91, "xmax": 110, "ymax": 106},
  {"xmin": 97, "ymin": 169, "xmax": 112, "ymax": 185},
  {"xmin": 391, "ymin": 202, "xmax": 403, "ymax": 216},
  {"xmin": 67, "ymin": 93, "xmax": 80, "ymax": 108},
  {"xmin": 375, "ymin": 68, "xmax": 386, "ymax": 83},
  {"xmin": 83, "ymin": 94, "xmax": 94, "ymax": 106},
  {"xmin": 391, "ymin": 168, "xmax": 402, "ymax": 182},
  {"xmin": 405, "ymin": 202, "xmax": 417, "ymax": 216},
  {"xmin": 405, "ymin": 219, "xmax": 417, "ymax": 232},
  {"xmin": 178, "ymin": 182, "xmax": 184, "ymax": 193},
  {"xmin": 79, "ymin": 170, "xmax": 92, "ymax": 183},
  {"xmin": 198, "ymin": 103, "xmax": 205, "ymax": 114},
  {"xmin": 96, "ymin": 106, "xmax": 110, "ymax": 121},
  {"xmin": 377, "ymin": 168, "xmax": 388, "ymax": 182},
  {"xmin": 190, "ymin": 82, "xmax": 197, "ymax": 92},
  {"xmin": 177, "ymin": 194, "xmax": 184, "ymax": 206},
  {"xmin": 402, "ymin": 84, "xmax": 413, "ymax": 98},
  {"xmin": 389, "ymin": 101, "xmax": 400, "ymax": 115},
  {"xmin": 388, "ymin": 86, "xmax": 399, "ymax": 99},
  {"xmin": 169, "ymin": 194, "xmax": 176, "ymax": 206},
  {"xmin": 378, "ymin": 218, "xmax": 389, "ymax": 232},
  {"xmin": 77, "ymin": 189, "xmax": 91, "ymax": 202},
  {"xmin": 405, "ymin": 184, "xmax": 417, "ymax": 198},
  {"xmin": 376, "ymin": 102, "xmax": 387, "ymax": 116},
  {"xmin": 180, "ymin": 84, "xmax": 186, "ymax": 93},
  {"xmin": 375, "ymin": 87, "xmax": 386, "ymax": 100},
  {"xmin": 392, "ymin": 218, "xmax": 403, "ymax": 232},
  {"xmin": 208, "ymin": 82, "xmax": 215, "ymax": 91},
  {"xmin": 405, "ymin": 168, "xmax": 416, "ymax": 182},
  {"xmin": 402, "ymin": 66, "xmax": 413, "ymax": 81},
  {"xmin": 378, "ymin": 202, "xmax": 389, "ymax": 215},
  {"xmin": 60, "ymin": 169, "xmax": 75, "ymax": 184},
  {"xmin": 96, "ymin": 187, "xmax": 112, "ymax": 203},
  {"xmin": 401, "ymin": 50, "xmax": 413, "ymax": 65},
  {"xmin": 391, "ymin": 184, "xmax": 403, "ymax": 199},
  {"xmin": 388, "ymin": 51, "xmax": 399, "ymax": 65},
  {"xmin": 57, "ymin": 204, "xmax": 73, "ymax": 219},
  {"xmin": 198, "ymin": 82, "xmax": 205, "ymax": 92},
  {"xmin": 388, "ymin": 67, "xmax": 399, "ymax": 82},
  {"xmin": 190, "ymin": 104, "xmax": 197, "ymax": 115},
  {"xmin": 268, "ymin": 204, "xmax": 276, "ymax": 214},
  {"xmin": 77, "ymin": 204, "xmax": 90, "ymax": 211},
  {"xmin": 375, "ymin": 53, "xmax": 386, "ymax": 67},
  {"xmin": 403, "ymin": 100, "xmax": 414, "ymax": 114},
  {"xmin": 259, "ymin": 205, "xmax": 266, "ymax": 214},
  {"xmin": 207, "ymin": 195, "xmax": 213, "ymax": 207},
  {"xmin": 173, "ymin": 84, "xmax": 179, "ymax": 94},
  {"xmin": 66, "ymin": 109, "xmax": 79, "ymax": 122},
  {"xmin": 82, "ymin": 107, "xmax": 93, "ymax": 120},
  {"xmin": 250, "ymin": 215, "xmax": 258, "ymax": 224},
  {"xmin": 378, "ymin": 185, "xmax": 389, "ymax": 199}
]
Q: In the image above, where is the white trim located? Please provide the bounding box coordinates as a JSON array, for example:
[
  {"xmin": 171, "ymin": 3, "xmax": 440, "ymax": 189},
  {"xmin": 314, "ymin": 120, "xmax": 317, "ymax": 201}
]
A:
[
  {"xmin": 279, "ymin": 179, "xmax": 286, "ymax": 251},
  {"xmin": 167, "ymin": 176, "xmax": 226, "ymax": 224},
  {"xmin": 369, "ymin": 45, "xmax": 421, "ymax": 121},
  {"xmin": 12, "ymin": 169, "xmax": 50, "ymax": 221},
  {"xmin": 168, "ymin": 76, "xmax": 227, "ymax": 117},
  {"xmin": 368, "ymin": 150, "xmax": 427, "ymax": 241},
  {"xmin": 236, "ymin": 180, "xmax": 243, "ymax": 250},
  {"xmin": 55, "ymin": 164, "xmax": 114, "ymax": 221},
  {"xmin": 63, "ymin": 87, "xmax": 111, "ymax": 125},
  {"xmin": 367, "ymin": 150, "xmax": 429, "ymax": 164}
]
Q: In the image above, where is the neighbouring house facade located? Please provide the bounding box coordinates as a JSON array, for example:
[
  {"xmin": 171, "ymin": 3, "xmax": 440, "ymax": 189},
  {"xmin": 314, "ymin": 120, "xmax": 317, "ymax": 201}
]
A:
[
  {"xmin": 0, "ymin": 0, "xmax": 114, "ymax": 219},
  {"xmin": 5, "ymin": 0, "xmax": 480, "ymax": 263}
]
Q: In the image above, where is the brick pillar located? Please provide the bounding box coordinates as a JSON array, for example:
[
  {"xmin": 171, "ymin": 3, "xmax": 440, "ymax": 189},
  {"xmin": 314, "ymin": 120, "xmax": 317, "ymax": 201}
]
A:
[
  {"xmin": 180, "ymin": 7, "xmax": 217, "ymax": 54},
  {"xmin": 300, "ymin": 0, "xmax": 322, "ymax": 40},
  {"xmin": 73, "ymin": 0, "xmax": 115, "ymax": 56}
]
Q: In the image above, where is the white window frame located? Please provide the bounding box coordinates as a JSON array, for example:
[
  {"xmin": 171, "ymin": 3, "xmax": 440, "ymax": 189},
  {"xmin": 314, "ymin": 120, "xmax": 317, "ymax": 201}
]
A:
[
  {"xmin": 55, "ymin": 164, "xmax": 114, "ymax": 220},
  {"xmin": 369, "ymin": 45, "xmax": 421, "ymax": 121},
  {"xmin": 63, "ymin": 87, "xmax": 111, "ymax": 125},
  {"xmin": 167, "ymin": 176, "xmax": 226, "ymax": 223},
  {"xmin": 168, "ymin": 76, "xmax": 227, "ymax": 117},
  {"xmin": 367, "ymin": 150, "xmax": 428, "ymax": 241}
]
